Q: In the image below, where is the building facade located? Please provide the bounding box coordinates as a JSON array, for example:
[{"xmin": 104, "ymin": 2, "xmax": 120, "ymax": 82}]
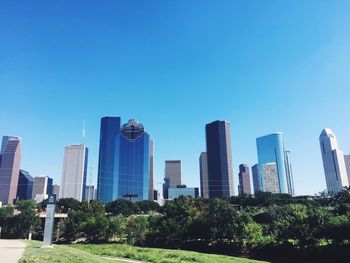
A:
[
  {"xmin": 344, "ymin": 154, "xmax": 350, "ymax": 185},
  {"xmin": 60, "ymin": 144, "xmax": 88, "ymax": 201},
  {"xmin": 205, "ymin": 120, "xmax": 234, "ymax": 198},
  {"xmin": 238, "ymin": 164, "xmax": 251, "ymax": 195},
  {"xmin": 319, "ymin": 129, "xmax": 349, "ymax": 195},
  {"xmin": 53, "ymin": 184, "xmax": 60, "ymax": 200},
  {"xmin": 84, "ymin": 185, "xmax": 95, "ymax": 201},
  {"xmin": 256, "ymin": 133, "xmax": 289, "ymax": 194},
  {"xmin": 284, "ymin": 151, "xmax": 295, "ymax": 196},
  {"xmin": 32, "ymin": 176, "xmax": 52, "ymax": 202},
  {"xmin": 0, "ymin": 136, "xmax": 21, "ymax": 205},
  {"xmin": 199, "ymin": 152, "xmax": 209, "ymax": 198},
  {"xmin": 168, "ymin": 186, "xmax": 199, "ymax": 200},
  {"xmin": 263, "ymin": 163, "xmax": 280, "ymax": 193},
  {"xmin": 163, "ymin": 160, "xmax": 181, "ymax": 199},
  {"xmin": 251, "ymin": 164, "xmax": 260, "ymax": 193},
  {"xmin": 97, "ymin": 117, "xmax": 152, "ymax": 203},
  {"xmin": 16, "ymin": 169, "xmax": 33, "ymax": 200}
]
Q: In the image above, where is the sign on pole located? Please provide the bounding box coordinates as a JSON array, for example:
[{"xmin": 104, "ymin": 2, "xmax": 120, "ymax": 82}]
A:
[{"xmin": 42, "ymin": 194, "xmax": 56, "ymax": 248}]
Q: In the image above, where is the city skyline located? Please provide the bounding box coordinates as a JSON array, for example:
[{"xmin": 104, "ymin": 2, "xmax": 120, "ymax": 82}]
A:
[{"xmin": 1, "ymin": 1, "xmax": 350, "ymax": 196}]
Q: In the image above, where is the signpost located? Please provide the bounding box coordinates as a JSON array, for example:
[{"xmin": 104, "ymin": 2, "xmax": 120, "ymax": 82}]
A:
[{"xmin": 42, "ymin": 194, "xmax": 56, "ymax": 248}]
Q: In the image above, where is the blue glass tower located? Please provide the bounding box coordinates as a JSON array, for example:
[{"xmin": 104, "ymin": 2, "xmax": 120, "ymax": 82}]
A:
[
  {"xmin": 16, "ymin": 169, "xmax": 33, "ymax": 200},
  {"xmin": 256, "ymin": 133, "xmax": 288, "ymax": 194},
  {"xmin": 97, "ymin": 117, "xmax": 151, "ymax": 203}
]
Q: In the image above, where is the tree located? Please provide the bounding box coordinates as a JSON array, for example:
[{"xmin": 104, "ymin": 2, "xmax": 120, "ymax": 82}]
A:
[
  {"xmin": 135, "ymin": 200, "xmax": 160, "ymax": 214},
  {"xmin": 106, "ymin": 199, "xmax": 138, "ymax": 216},
  {"xmin": 125, "ymin": 215, "xmax": 149, "ymax": 245},
  {"xmin": 15, "ymin": 200, "xmax": 41, "ymax": 239},
  {"xmin": 56, "ymin": 198, "xmax": 81, "ymax": 213}
]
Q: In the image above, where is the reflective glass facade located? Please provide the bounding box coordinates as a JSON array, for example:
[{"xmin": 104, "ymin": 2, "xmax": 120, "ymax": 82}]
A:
[
  {"xmin": 17, "ymin": 169, "xmax": 33, "ymax": 200},
  {"xmin": 256, "ymin": 133, "xmax": 288, "ymax": 193}
]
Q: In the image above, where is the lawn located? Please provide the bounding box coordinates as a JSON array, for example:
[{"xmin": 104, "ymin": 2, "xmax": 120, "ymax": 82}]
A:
[
  {"xmin": 19, "ymin": 240, "xmax": 122, "ymax": 263},
  {"xmin": 72, "ymin": 243, "xmax": 268, "ymax": 263}
]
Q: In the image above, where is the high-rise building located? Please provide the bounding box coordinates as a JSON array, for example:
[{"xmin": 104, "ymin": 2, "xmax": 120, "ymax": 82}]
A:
[
  {"xmin": 97, "ymin": 117, "xmax": 152, "ymax": 203},
  {"xmin": 163, "ymin": 160, "xmax": 181, "ymax": 199},
  {"xmin": 168, "ymin": 185, "xmax": 199, "ymax": 200},
  {"xmin": 238, "ymin": 164, "xmax": 251, "ymax": 195},
  {"xmin": 263, "ymin": 163, "xmax": 280, "ymax": 193},
  {"xmin": 319, "ymin": 129, "xmax": 349, "ymax": 195},
  {"xmin": 0, "ymin": 136, "xmax": 21, "ymax": 205},
  {"xmin": 199, "ymin": 152, "xmax": 209, "ymax": 198},
  {"xmin": 284, "ymin": 151, "xmax": 295, "ymax": 196},
  {"xmin": 84, "ymin": 185, "xmax": 95, "ymax": 201},
  {"xmin": 256, "ymin": 133, "xmax": 289, "ymax": 194},
  {"xmin": 149, "ymin": 139, "xmax": 154, "ymax": 201},
  {"xmin": 60, "ymin": 144, "xmax": 88, "ymax": 201},
  {"xmin": 205, "ymin": 120, "xmax": 234, "ymax": 198},
  {"xmin": 344, "ymin": 154, "xmax": 350, "ymax": 185},
  {"xmin": 32, "ymin": 175, "xmax": 53, "ymax": 202},
  {"xmin": 16, "ymin": 169, "xmax": 33, "ymax": 201},
  {"xmin": 53, "ymin": 184, "xmax": 60, "ymax": 200},
  {"xmin": 251, "ymin": 164, "xmax": 260, "ymax": 194}
]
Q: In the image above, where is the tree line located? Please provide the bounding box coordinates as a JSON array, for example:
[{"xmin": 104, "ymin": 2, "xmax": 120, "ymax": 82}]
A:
[{"xmin": 1, "ymin": 189, "xmax": 350, "ymax": 262}]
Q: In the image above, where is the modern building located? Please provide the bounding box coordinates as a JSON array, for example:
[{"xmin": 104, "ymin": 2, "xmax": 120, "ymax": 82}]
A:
[
  {"xmin": 251, "ymin": 164, "xmax": 260, "ymax": 194},
  {"xmin": 97, "ymin": 117, "xmax": 152, "ymax": 203},
  {"xmin": 168, "ymin": 185, "xmax": 199, "ymax": 200},
  {"xmin": 149, "ymin": 139, "xmax": 154, "ymax": 201},
  {"xmin": 319, "ymin": 129, "xmax": 349, "ymax": 195},
  {"xmin": 238, "ymin": 164, "xmax": 251, "ymax": 195},
  {"xmin": 263, "ymin": 163, "xmax": 280, "ymax": 193},
  {"xmin": 205, "ymin": 120, "xmax": 234, "ymax": 198},
  {"xmin": 53, "ymin": 184, "xmax": 60, "ymax": 200},
  {"xmin": 84, "ymin": 185, "xmax": 95, "ymax": 201},
  {"xmin": 199, "ymin": 152, "xmax": 209, "ymax": 198},
  {"xmin": 0, "ymin": 136, "xmax": 21, "ymax": 205},
  {"xmin": 60, "ymin": 144, "xmax": 88, "ymax": 201},
  {"xmin": 284, "ymin": 151, "xmax": 295, "ymax": 196},
  {"xmin": 163, "ymin": 160, "xmax": 181, "ymax": 199},
  {"xmin": 256, "ymin": 133, "xmax": 290, "ymax": 194},
  {"xmin": 344, "ymin": 154, "xmax": 350, "ymax": 185},
  {"xmin": 32, "ymin": 175, "xmax": 53, "ymax": 202},
  {"xmin": 16, "ymin": 169, "xmax": 33, "ymax": 200}
]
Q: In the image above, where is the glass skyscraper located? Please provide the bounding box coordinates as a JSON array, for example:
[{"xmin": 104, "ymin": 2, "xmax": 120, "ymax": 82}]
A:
[
  {"xmin": 16, "ymin": 169, "xmax": 33, "ymax": 200},
  {"xmin": 256, "ymin": 133, "xmax": 289, "ymax": 194},
  {"xmin": 97, "ymin": 117, "xmax": 151, "ymax": 203}
]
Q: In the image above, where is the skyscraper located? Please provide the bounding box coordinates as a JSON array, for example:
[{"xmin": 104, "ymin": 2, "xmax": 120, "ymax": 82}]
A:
[
  {"xmin": 163, "ymin": 160, "xmax": 181, "ymax": 199},
  {"xmin": 344, "ymin": 154, "xmax": 350, "ymax": 185},
  {"xmin": 199, "ymin": 152, "xmax": 209, "ymax": 198},
  {"xmin": 205, "ymin": 120, "xmax": 234, "ymax": 198},
  {"xmin": 60, "ymin": 144, "xmax": 88, "ymax": 201},
  {"xmin": 238, "ymin": 164, "xmax": 251, "ymax": 195},
  {"xmin": 251, "ymin": 164, "xmax": 260, "ymax": 194},
  {"xmin": 256, "ymin": 133, "xmax": 289, "ymax": 194},
  {"xmin": 0, "ymin": 136, "xmax": 21, "ymax": 205},
  {"xmin": 263, "ymin": 163, "xmax": 280, "ymax": 193},
  {"xmin": 97, "ymin": 117, "xmax": 152, "ymax": 203},
  {"xmin": 319, "ymin": 129, "xmax": 349, "ymax": 195},
  {"xmin": 16, "ymin": 169, "xmax": 33, "ymax": 200},
  {"xmin": 149, "ymin": 139, "xmax": 154, "ymax": 201},
  {"xmin": 84, "ymin": 185, "xmax": 95, "ymax": 201},
  {"xmin": 285, "ymin": 151, "xmax": 295, "ymax": 196},
  {"xmin": 32, "ymin": 175, "xmax": 52, "ymax": 202},
  {"xmin": 53, "ymin": 184, "xmax": 60, "ymax": 200}
]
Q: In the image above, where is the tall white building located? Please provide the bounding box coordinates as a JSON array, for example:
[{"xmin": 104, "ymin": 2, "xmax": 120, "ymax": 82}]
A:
[
  {"xmin": 60, "ymin": 145, "xmax": 88, "ymax": 201},
  {"xmin": 199, "ymin": 152, "xmax": 209, "ymax": 198},
  {"xmin": 344, "ymin": 154, "xmax": 350, "ymax": 185},
  {"xmin": 319, "ymin": 129, "xmax": 349, "ymax": 195}
]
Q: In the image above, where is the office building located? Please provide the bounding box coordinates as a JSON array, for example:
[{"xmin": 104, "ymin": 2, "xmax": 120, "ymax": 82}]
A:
[
  {"xmin": 251, "ymin": 164, "xmax": 260, "ymax": 193},
  {"xmin": 84, "ymin": 185, "xmax": 95, "ymax": 201},
  {"xmin": 0, "ymin": 136, "xmax": 21, "ymax": 205},
  {"xmin": 205, "ymin": 120, "xmax": 234, "ymax": 198},
  {"xmin": 238, "ymin": 164, "xmax": 251, "ymax": 195},
  {"xmin": 285, "ymin": 151, "xmax": 295, "ymax": 196},
  {"xmin": 149, "ymin": 139, "xmax": 154, "ymax": 201},
  {"xmin": 319, "ymin": 129, "xmax": 349, "ymax": 195},
  {"xmin": 256, "ymin": 133, "xmax": 289, "ymax": 194},
  {"xmin": 32, "ymin": 175, "xmax": 52, "ymax": 202},
  {"xmin": 97, "ymin": 117, "xmax": 152, "ymax": 203},
  {"xmin": 263, "ymin": 163, "xmax": 280, "ymax": 193},
  {"xmin": 344, "ymin": 154, "xmax": 350, "ymax": 185},
  {"xmin": 60, "ymin": 144, "xmax": 88, "ymax": 201},
  {"xmin": 53, "ymin": 184, "xmax": 60, "ymax": 200},
  {"xmin": 199, "ymin": 152, "xmax": 209, "ymax": 198},
  {"xmin": 163, "ymin": 160, "xmax": 181, "ymax": 199},
  {"xmin": 168, "ymin": 185, "xmax": 199, "ymax": 200},
  {"xmin": 16, "ymin": 169, "xmax": 33, "ymax": 200}
]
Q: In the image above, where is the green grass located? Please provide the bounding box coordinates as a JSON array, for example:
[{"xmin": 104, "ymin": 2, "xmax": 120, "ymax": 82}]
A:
[
  {"xmin": 19, "ymin": 240, "xmax": 123, "ymax": 263},
  {"xmin": 72, "ymin": 243, "xmax": 268, "ymax": 263}
]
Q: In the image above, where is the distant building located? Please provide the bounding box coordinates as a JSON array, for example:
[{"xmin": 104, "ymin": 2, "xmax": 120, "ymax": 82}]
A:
[
  {"xmin": 32, "ymin": 176, "xmax": 52, "ymax": 202},
  {"xmin": 199, "ymin": 152, "xmax": 209, "ymax": 198},
  {"xmin": 263, "ymin": 163, "xmax": 280, "ymax": 193},
  {"xmin": 149, "ymin": 139, "xmax": 154, "ymax": 201},
  {"xmin": 251, "ymin": 164, "xmax": 260, "ymax": 193},
  {"xmin": 16, "ymin": 169, "xmax": 33, "ymax": 200},
  {"xmin": 205, "ymin": 120, "xmax": 234, "ymax": 198},
  {"xmin": 256, "ymin": 133, "xmax": 291, "ymax": 194},
  {"xmin": 0, "ymin": 136, "xmax": 21, "ymax": 205},
  {"xmin": 285, "ymin": 151, "xmax": 295, "ymax": 196},
  {"xmin": 344, "ymin": 154, "xmax": 350, "ymax": 185},
  {"xmin": 238, "ymin": 164, "xmax": 251, "ymax": 195},
  {"xmin": 163, "ymin": 160, "xmax": 181, "ymax": 199},
  {"xmin": 84, "ymin": 185, "xmax": 95, "ymax": 201},
  {"xmin": 319, "ymin": 129, "xmax": 349, "ymax": 195},
  {"xmin": 60, "ymin": 144, "xmax": 88, "ymax": 201},
  {"xmin": 53, "ymin": 184, "xmax": 60, "ymax": 200},
  {"xmin": 168, "ymin": 185, "xmax": 199, "ymax": 200}
]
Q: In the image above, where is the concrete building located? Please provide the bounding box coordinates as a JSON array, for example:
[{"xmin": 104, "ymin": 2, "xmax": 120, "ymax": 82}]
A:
[
  {"xmin": 60, "ymin": 145, "xmax": 88, "ymax": 201},
  {"xmin": 238, "ymin": 164, "xmax": 251, "ymax": 195},
  {"xmin": 199, "ymin": 152, "xmax": 209, "ymax": 198},
  {"xmin": 0, "ymin": 136, "xmax": 21, "ymax": 205},
  {"xmin": 163, "ymin": 160, "xmax": 181, "ymax": 199},
  {"xmin": 16, "ymin": 169, "xmax": 33, "ymax": 200},
  {"xmin": 53, "ymin": 184, "xmax": 60, "ymax": 200},
  {"xmin": 32, "ymin": 176, "xmax": 52, "ymax": 202},
  {"xmin": 319, "ymin": 129, "xmax": 349, "ymax": 195},
  {"xmin": 205, "ymin": 120, "xmax": 234, "ymax": 198},
  {"xmin": 263, "ymin": 163, "xmax": 280, "ymax": 193},
  {"xmin": 251, "ymin": 164, "xmax": 260, "ymax": 194}
]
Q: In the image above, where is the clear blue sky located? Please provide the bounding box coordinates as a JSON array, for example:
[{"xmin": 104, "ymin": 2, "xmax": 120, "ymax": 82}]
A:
[{"xmin": 1, "ymin": 1, "xmax": 350, "ymax": 195}]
